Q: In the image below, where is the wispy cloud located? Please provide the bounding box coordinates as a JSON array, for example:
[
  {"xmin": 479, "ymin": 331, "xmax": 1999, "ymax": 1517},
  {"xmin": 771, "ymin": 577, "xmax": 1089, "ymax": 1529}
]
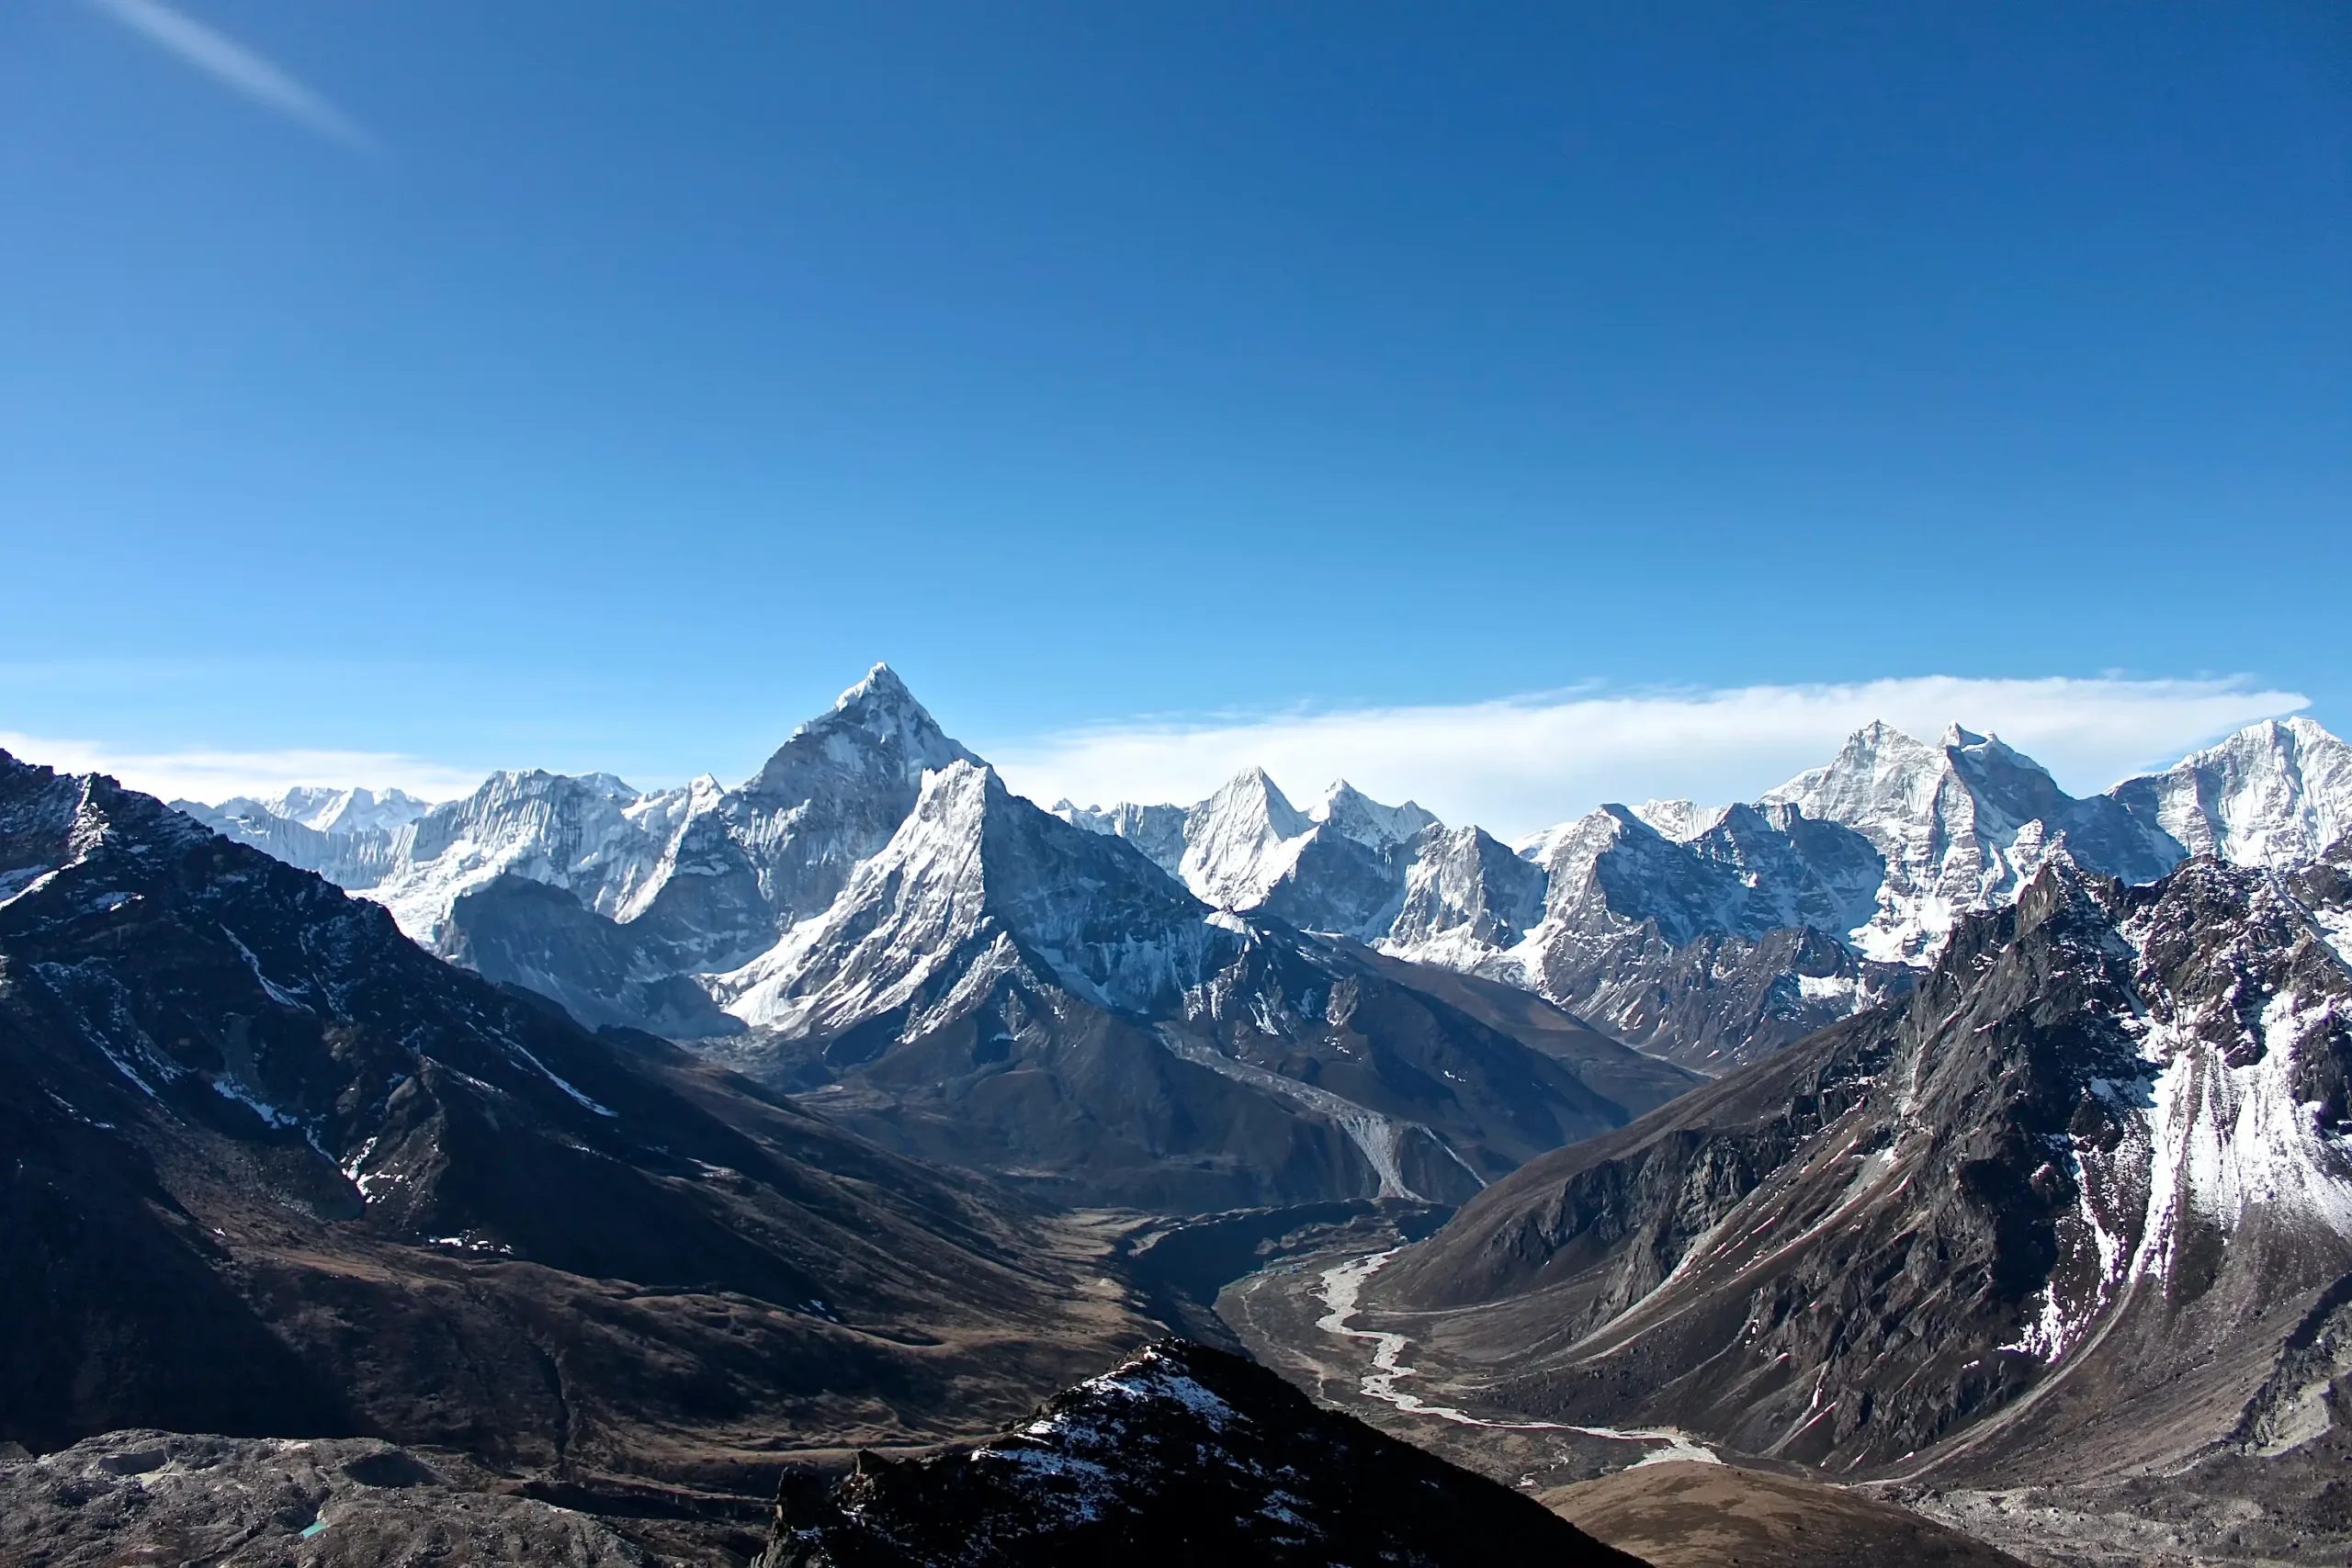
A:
[
  {"xmin": 87, "ymin": 0, "xmax": 378, "ymax": 153},
  {"xmin": 987, "ymin": 676, "xmax": 2311, "ymax": 840},
  {"xmin": 0, "ymin": 733, "xmax": 478, "ymax": 807}
]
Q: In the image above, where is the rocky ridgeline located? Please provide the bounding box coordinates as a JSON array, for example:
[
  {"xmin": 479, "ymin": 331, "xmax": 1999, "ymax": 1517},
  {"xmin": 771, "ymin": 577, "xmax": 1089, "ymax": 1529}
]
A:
[{"xmin": 754, "ymin": 1341, "xmax": 1643, "ymax": 1568}]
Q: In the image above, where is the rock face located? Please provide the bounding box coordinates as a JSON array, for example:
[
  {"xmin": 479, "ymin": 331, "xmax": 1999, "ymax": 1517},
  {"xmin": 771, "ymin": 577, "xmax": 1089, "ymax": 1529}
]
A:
[
  {"xmin": 754, "ymin": 1340, "xmax": 1645, "ymax": 1568},
  {"xmin": 1363, "ymin": 842, "xmax": 2352, "ymax": 1485},
  {"xmin": 0, "ymin": 749, "xmax": 1149, "ymax": 1472}
]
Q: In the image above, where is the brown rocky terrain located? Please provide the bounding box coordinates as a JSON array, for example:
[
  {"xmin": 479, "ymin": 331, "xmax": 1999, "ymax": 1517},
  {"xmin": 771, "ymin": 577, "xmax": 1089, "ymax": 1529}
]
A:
[{"xmin": 1544, "ymin": 1461, "xmax": 2031, "ymax": 1568}]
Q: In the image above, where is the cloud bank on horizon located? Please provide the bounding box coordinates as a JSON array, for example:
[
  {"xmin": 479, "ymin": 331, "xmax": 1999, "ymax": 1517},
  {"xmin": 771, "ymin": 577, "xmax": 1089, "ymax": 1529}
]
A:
[
  {"xmin": 986, "ymin": 675, "xmax": 2309, "ymax": 840},
  {"xmin": 4, "ymin": 674, "xmax": 2309, "ymax": 838},
  {"xmin": 0, "ymin": 734, "xmax": 482, "ymax": 810}
]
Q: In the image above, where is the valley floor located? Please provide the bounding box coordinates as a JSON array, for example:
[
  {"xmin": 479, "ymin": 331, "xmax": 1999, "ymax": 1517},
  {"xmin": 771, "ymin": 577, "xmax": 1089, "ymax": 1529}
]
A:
[{"xmin": 1212, "ymin": 1229, "xmax": 2352, "ymax": 1568}]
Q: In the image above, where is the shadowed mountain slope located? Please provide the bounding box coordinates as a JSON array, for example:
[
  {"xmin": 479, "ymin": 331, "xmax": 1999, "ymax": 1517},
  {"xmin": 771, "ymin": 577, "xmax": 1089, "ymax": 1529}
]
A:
[{"xmin": 0, "ymin": 750, "xmax": 1150, "ymax": 1482}]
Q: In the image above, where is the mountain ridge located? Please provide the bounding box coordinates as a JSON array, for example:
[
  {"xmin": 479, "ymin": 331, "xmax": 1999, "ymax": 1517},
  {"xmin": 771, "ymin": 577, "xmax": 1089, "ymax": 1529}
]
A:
[{"xmin": 185, "ymin": 678, "xmax": 2352, "ymax": 1088}]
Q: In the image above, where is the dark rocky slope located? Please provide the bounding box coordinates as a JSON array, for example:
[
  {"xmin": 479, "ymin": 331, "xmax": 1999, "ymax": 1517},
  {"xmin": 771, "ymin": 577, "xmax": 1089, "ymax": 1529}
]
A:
[
  {"xmin": 1363, "ymin": 845, "xmax": 2352, "ymax": 1490},
  {"xmin": 0, "ymin": 751, "xmax": 1150, "ymax": 1490},
  {"xmin": 754, "ymin": 1340, "xmax": 1647, "ymax": 1568}
]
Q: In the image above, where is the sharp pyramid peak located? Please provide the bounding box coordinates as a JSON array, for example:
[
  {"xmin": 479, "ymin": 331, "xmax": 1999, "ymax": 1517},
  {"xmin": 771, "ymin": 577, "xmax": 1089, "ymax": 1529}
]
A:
[
  {"xmin": 1187, "ymin": 766, "xmax": 1311, "ymax": 848},
  {"xmin": 748, "ymin": 665, "xmax": 978, "ymax": 795},
  {"xmin": 1940, "ymin": 721, "xmax": 1990, "ymax": 749},
  {"xmin": 1210, "ymin": 764, "xmax": 1296, "ymax": 808},
  {"xmin": 824, "ymin": 662, "xmax": 940, "ymax": 728},
  {"xmin": 838, "ymin": 660, "xmax": 913, "ymax": 707}
]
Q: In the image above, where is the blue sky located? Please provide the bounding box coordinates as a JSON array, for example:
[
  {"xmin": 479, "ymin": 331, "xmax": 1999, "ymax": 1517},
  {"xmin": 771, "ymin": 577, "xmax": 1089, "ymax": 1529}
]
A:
[{"xmin": 3, "ymin": 2, "xmax": 2346, "ymax": 824}]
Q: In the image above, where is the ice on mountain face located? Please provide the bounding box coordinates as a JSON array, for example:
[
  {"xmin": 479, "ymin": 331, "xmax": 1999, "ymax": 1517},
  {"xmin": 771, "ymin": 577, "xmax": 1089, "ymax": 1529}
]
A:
[
  {"xmin": 1378, "ymin": 824, "xmax": 1545, "ymax": 970},
  {"xmin": 2112, "ymin": 717, "xmax": 2352, "ymax": 871},
  {"xmin": 1179, "ymin": 769, "xmax": 1317, "ymax": 910},
  {"xmin": 1054, "ymin": 800, "xmax": 1189, "ymax": 877},
  {"xmin": 1069, "ymin": 773, "xmax": 1437, "ymax": 925},
  {"xmin": 261, "ymin": 785, "xmax": 435, "ymax": 837},
  {"xmin": 1311, "ymin": 781, "xmax": 1441, "ymax": 852},
  {"xmin": 1629, "ymin": 799, "xmax": 1726, "ymax": 842},
  {"xmin": 746, "ymin": 662, "xmax": 978, "ymax": 797},
  {"xmin": 359, "ymin": 770, "xmax": 660, "ymax": 945},
  {"xmin": 1758, "ymin": 721, "xmax": 2171, "ymax": 963},
  {"xmin": 711, "ymin": 761, "xmax": 1235, "ymax": 1039}
]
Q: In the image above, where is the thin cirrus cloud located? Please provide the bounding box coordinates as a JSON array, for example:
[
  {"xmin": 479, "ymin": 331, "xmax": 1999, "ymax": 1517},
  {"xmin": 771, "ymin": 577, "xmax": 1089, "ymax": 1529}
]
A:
[
  {"xmin": 985, "ymin": 675, "xmax": 2312, "ymax": 840},
  {"xmin": 86, "ymin": 0, "xmax": 379, "ymax": 153},
  {"xmin": 0, "ymin": 733, "xmax": 481, "ymax": 808}
]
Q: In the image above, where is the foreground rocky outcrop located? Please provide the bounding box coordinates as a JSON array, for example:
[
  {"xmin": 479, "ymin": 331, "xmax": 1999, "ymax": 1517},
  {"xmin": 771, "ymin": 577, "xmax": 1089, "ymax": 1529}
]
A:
[{"xmin": 753, "ymin": 1340, "xmax": 1646, "ymax": 1568}]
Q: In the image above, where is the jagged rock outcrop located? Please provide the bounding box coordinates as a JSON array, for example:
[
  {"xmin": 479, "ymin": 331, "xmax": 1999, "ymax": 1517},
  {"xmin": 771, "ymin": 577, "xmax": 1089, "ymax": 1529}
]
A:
[{"xmin": 753, "ymin": 1340, "xmax": 1645, "ymax": 1568}]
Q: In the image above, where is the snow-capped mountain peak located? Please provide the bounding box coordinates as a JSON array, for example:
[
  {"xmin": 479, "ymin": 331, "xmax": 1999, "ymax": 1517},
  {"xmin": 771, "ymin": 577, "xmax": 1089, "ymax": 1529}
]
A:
[
  {"xmin": 1178, "ymin": 767, "xmax": 1315, "ymax": 909},
  {"xmin": 1311, "ymin": 779, "xmax": 1441, "ymax": 851},
  {"xmin": 258, "ymin": 784, "xmax": 436, "ymax": 836},
  {"xmin": 712, "ymin": 758, "xmax": 1231, "ymax": 1037},
  {"xmin": 2112, "ymin": 715, "xmax": 2352, "ymax": 869},
  {"xmin": 1628, "ymin": 798, "xmax": 1726, "ymax": 841},
  {"xmin": 746, "ymin": 662, "xmax": 978, "ymax": 797}
]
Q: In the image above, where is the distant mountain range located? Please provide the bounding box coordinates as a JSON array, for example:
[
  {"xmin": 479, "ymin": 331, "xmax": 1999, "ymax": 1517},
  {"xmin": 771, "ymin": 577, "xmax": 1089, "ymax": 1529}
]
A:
[
  {"xmin": 177, "ymin": 670, "xmax": 2350, "ymax": 1087},
  {"xmin": 174, "ymin": 668, "xmax": 1704, "ymax": 1210}
]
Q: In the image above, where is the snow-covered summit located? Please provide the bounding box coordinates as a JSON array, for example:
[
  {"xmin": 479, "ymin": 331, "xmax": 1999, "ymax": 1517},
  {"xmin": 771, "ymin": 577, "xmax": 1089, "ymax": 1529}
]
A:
[
  {"xmin": 2112, "ymin": 716, "xmax": 2352, "ymax": 870},
  {"xmin": 1311, "ymin": 780, "xmax": 1440, "ymax": 851},
  {"xmin": 712, "ymin": 759, "xmax": 1234, "ymax": 1037},
  {"xmin": 1628, "ymin": 798, "xmax": 1726, "ymax": 842},
  {"xmin": 745, "ymin": 661, "xmax": 978, "ymax": 799},
  {"xmin": 1062, "ymin": 770, "xmax": 1443, "ymax": 919},
  {"xmin": 1178, "ymin": 768, "xmax": 1316, "ymax": 910},
  {"xmin": 1757, "ymin": 719, "xmax": 2169, "ymax": 961},
  {"xmin": 183, "ymin": 674, "xmax": 2351, "ymax": 1073},
  {"xmin": 257, "ymin": 784, "xmax": 435, "ymax": 836}
]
